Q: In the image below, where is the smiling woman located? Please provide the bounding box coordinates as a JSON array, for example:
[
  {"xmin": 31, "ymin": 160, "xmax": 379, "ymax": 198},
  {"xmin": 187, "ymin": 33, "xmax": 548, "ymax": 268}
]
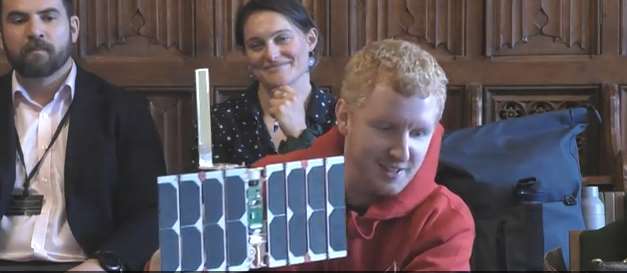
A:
[{"xmin": 210, "ymin": 0, "xmax": 337, "ymax": 166}]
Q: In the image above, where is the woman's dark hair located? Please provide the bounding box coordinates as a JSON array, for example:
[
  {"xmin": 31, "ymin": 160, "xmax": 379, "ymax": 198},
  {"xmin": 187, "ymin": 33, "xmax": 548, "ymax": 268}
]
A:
[{"xmin": 235, "ymin": 0, "xmax": 319, "ymax": 53}]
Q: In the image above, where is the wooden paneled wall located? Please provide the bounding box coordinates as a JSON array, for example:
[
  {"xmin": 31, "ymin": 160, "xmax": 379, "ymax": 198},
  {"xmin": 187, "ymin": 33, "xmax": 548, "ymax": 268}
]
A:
[{"xmin": 1, "ymin": 0, "xmax": 625, "ymax": 189}]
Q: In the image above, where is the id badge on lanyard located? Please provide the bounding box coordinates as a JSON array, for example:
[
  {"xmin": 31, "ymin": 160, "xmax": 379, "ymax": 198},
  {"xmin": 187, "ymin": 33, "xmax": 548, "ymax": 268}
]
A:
[
  {"xmin": 6, "ymin": 194, "xmax": 44, "ymax": 216},
  {"xmin": 7, "ymin": 103, "xmax": 72, "ymax": 216}
]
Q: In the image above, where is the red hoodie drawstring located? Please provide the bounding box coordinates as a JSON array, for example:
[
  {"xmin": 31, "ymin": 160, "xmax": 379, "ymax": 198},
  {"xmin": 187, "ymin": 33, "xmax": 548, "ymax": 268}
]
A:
[{"xmin": 348, "ymin": 212, "xmax": 381, "ymax": 240}]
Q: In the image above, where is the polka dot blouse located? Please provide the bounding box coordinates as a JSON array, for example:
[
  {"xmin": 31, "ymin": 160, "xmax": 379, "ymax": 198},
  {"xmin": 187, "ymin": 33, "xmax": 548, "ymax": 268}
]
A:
[{"xmin": 211, "ymin": 81, "xmax": 337, "ymax": 166}]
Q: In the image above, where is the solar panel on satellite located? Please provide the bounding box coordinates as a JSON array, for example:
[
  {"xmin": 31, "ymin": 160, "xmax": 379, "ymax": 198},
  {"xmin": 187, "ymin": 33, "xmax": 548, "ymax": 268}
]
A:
[
  {"xmin": 325, "ymin": 156, "xmax": 348, "ymax": 259},
  {"xmin": 179, "ymin": 174, "xmax": 205, "ymax": 271},
  {"xmin": 285, "ymin": 161, "xmax": 307, "ymax": 265},
  {"xmin": 224, "ymin": 168, "xmax": 250, "ymax": 271},
  {"xmin": 158, "ymin": 175, "xmax": 181, "ymax": 271},
  {"xmin": 264, "ymin": 163, "xmax": 288, "ymax": 267},
  {"xmin": 305, "ymin": 158, "xmax": 328, "ymax": 262},
  {"xmin": 202, "ymin": 170, "xmax": 227, "ymax": 271}
]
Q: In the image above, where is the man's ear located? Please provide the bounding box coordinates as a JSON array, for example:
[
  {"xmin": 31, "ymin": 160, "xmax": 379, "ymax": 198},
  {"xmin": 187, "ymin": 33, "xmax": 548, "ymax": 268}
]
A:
[
  {"xmin": 335, "ymin": 98, "xmax": 349, "ymax": 136},
  {"xmin": 70, "ymin": 15, "xmax": 80, "ymax": 43}
]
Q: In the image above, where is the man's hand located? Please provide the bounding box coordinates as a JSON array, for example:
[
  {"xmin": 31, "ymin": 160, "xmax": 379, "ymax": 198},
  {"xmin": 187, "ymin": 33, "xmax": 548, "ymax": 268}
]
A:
[
  {"xmin": 268, "ymin": 85, "xmax": 308, "ymax": 138},
  {"xmin": 66, "ymin": 258, "xmax": 105, "ymax": 272}
]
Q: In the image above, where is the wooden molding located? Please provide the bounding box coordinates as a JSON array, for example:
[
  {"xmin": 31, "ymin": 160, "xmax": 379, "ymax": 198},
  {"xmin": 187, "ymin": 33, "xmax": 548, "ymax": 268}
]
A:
[
  {"xmin": 465, "ymin": 83, "xmax": 483, "ymax": 127},
  {"xmin": 569, "ymin": 230, "xmax": 582, "ymax": 271},
  {"xmin": 601, "ymin": 83, "xmax": 623, "ymax": 189}
]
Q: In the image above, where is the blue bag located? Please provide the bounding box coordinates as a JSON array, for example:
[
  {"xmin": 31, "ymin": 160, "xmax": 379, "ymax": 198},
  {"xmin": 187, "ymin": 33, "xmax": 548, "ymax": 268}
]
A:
[{"xmin": 437, "ymin": 107, "xmax": 594, "ymax": 270}]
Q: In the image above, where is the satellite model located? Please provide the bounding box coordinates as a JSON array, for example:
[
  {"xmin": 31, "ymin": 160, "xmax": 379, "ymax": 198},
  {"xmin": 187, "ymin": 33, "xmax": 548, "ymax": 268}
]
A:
[{"xmin": 157, "ymin": 69, "xmax": 348, "ymax": 271}]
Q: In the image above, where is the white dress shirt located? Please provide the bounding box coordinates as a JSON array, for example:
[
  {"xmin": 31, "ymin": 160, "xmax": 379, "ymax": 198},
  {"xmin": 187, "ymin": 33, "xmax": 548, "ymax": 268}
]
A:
[{"xmin": 0, "ymin": 62, "xmax": 87, "ymax": 262}]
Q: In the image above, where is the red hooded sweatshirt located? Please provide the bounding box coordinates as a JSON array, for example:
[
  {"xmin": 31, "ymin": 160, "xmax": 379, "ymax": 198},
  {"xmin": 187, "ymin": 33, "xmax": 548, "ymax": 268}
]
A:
[{"xmin": 253, "ymin": 124, "xmax": 475, "ymax": 271}]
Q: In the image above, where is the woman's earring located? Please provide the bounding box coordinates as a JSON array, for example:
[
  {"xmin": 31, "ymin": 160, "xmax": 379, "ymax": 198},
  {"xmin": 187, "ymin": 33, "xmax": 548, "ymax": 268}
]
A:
[{"xmin": 308, "ymin": 53, "xmax": 316, "ymax": 69}]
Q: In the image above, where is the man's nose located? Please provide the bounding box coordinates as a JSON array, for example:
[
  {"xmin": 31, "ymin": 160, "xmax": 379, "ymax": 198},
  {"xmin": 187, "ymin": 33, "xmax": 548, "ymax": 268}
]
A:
[
  {"xmin": 26, "ymin": 20, "xmax": 45, "ymax": 39},
  {"xmin": 389, "ymin": 134, "xmax": 410, "ymax": 162}
]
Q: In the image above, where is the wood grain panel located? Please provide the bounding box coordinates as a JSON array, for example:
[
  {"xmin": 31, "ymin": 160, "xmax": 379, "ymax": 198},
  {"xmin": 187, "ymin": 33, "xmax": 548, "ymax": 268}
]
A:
[
  {"xmin": 442, "ymin": 86, "xmax": 465, "ymax": 130},
  {"xmin": 350, "ymin": 0, "xmax": 466, "ymax": 56},
  {"xmin": 139, "ymin": 89, "xmax": 195, "ymax": 173},
  {"xmin": 78, "ymin": 0, "xmax": 194, "ymax": 57},
  {"xmin": 486, "ymin": 0, "xmax": 600, "ymax": 56}
]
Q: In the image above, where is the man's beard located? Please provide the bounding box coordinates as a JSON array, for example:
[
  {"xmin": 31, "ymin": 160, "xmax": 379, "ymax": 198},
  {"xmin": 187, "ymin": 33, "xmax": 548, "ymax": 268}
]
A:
[{"xmin": 5, "ymin": 38, "xmax": 72, "ymax": 78}]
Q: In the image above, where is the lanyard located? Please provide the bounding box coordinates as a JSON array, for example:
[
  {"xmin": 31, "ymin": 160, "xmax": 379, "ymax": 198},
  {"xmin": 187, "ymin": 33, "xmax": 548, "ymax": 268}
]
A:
[{"xmin": 14, "ymin": 103, "xmax": 73, "ymax": 197}]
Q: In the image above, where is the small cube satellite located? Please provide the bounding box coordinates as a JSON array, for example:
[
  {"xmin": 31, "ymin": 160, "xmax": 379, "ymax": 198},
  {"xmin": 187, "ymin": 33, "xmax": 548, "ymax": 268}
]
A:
[{"xmin": 157, "ymin": 69, "xmax": 347, "ymax": 271}]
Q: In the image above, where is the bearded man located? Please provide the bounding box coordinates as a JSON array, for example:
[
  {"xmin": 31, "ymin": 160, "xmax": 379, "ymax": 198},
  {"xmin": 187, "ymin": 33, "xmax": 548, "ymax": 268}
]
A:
[{"xmin": 0, "ymin": 0, "xmax": 165, "ymax": 271}]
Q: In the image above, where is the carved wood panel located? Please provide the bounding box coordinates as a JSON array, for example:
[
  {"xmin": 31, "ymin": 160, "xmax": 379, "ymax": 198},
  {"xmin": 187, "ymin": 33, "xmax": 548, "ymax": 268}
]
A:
[
  {"xmin": 78, "ymin": 0, "xmax": 194, "ymax": 57},
  {"xmin": 484, "ymin": 86, "xmax": 601, "ymax": 176},
  {"xmin": 77, "ymin": 0, "xmax": 342, "ymax": 59},
  {"xmin": 486, "ymin": 0, "xmax": 600, "ymax": 56},
  {"xmin": 350, "ymin": 0, "xmax": 466, "ymax": 56}
]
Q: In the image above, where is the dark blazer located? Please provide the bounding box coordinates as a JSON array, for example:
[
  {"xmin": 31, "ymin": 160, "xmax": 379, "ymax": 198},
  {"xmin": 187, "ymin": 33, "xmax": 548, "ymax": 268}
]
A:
[{"xmin": 0, "ymin": 67, "xmax": 166, "ymax": 270}]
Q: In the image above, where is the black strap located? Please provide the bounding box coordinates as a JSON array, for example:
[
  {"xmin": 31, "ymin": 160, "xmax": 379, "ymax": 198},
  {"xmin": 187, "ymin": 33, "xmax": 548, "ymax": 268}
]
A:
[{"xmin": 15, "ymin": 103, "xmax": 73, "ymax": 197}]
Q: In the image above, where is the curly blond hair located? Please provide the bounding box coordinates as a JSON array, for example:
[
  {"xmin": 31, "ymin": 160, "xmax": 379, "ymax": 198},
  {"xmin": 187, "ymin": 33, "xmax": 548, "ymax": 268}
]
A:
[{"xmin": 340, "ymin": 39, "xmax": 448, "ymax": 118}]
